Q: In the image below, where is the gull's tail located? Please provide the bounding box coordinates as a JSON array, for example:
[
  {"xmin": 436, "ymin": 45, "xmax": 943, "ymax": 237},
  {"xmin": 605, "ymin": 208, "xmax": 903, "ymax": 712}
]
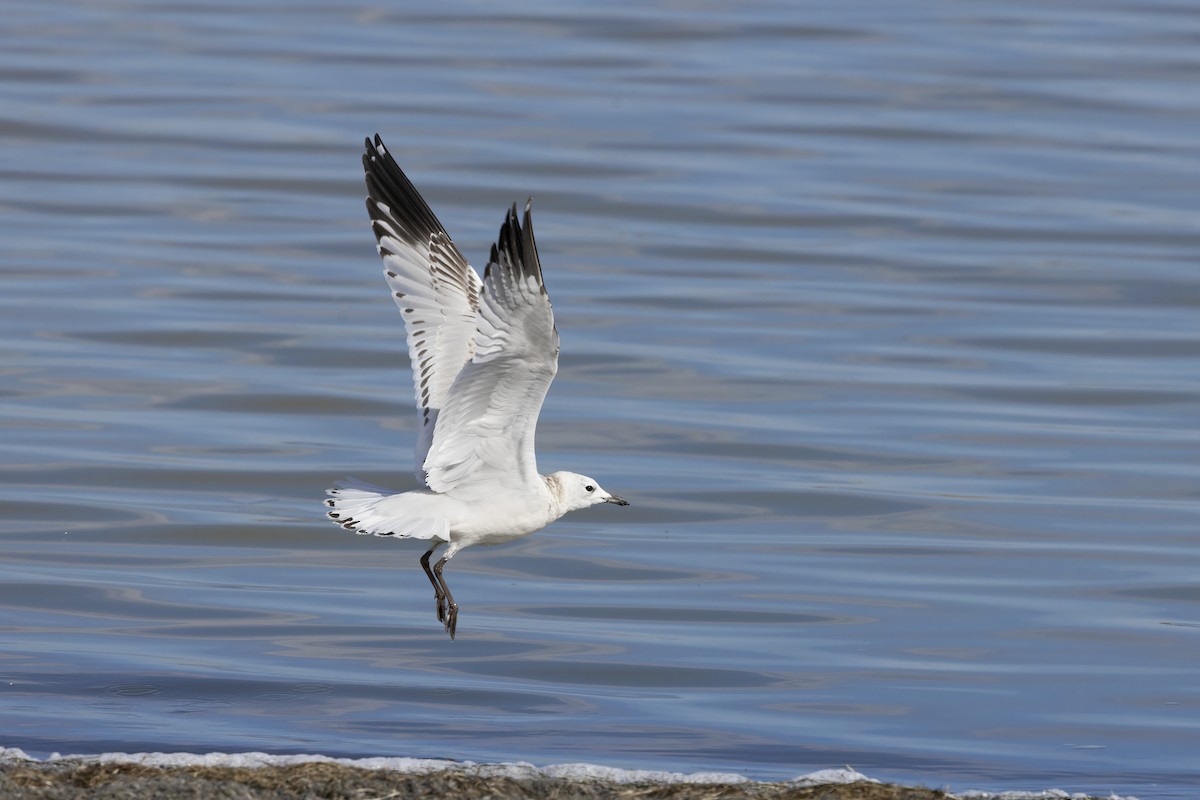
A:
[{"xmin": 324, "ymin": 478, "xmax": 448, "ymax": 540}]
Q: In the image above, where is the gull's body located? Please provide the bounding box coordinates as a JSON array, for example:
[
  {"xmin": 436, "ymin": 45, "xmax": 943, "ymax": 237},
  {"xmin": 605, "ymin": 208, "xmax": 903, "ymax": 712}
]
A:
[{"xmin": 326, "ymin": 135, "xmax": 627, "ymax": 638}]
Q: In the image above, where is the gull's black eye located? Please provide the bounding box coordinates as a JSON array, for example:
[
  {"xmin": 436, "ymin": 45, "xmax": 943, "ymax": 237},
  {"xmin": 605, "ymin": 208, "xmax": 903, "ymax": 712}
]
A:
[{"xmin": 585, "ymin": 485, "xmax": 594, "ymax": 492}]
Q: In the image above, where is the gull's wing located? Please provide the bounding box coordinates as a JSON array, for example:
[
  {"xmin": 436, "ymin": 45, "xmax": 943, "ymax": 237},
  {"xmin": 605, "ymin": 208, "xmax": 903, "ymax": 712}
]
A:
[
  {"xmin": 421, "ymin": 201, "xmax": 559, "ymax": 496},
  {"xmin": 362, "ymin": 135, "xmax": 482, "ymax": 485}
]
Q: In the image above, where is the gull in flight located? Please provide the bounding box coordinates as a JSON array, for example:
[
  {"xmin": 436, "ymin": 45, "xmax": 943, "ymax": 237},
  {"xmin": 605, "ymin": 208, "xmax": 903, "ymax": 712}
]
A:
[{"xmin": 326, "ymin": 135, "xmax": 628, "ymax": 638}]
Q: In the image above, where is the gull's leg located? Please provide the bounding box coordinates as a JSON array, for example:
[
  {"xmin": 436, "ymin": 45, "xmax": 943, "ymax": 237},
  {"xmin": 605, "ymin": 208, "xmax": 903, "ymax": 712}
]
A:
[
  {"xmin": 420, "ymin": 543, "xmax": 446, "ymax": 623},
  {"xmin": 433, "ymin": 551, "xmax": 459, "ymax": 639}
]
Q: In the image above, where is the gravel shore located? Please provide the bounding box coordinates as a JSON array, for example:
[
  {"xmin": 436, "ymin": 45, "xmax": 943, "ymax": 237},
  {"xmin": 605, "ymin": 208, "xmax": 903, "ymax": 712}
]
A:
[{"xmin": 0, "ymin": 759, "xmax": 1115, "ymax": 800}]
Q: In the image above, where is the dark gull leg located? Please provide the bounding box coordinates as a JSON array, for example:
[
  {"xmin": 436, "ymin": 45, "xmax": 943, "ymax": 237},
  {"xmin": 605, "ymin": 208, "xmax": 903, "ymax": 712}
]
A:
[
  {"xmin": 420, "ymin": 546, "xmax": 447, "ymax": 625},
  {"xmin": 433, "ymin": 555, "xmax": 458, "ymax": 639}
]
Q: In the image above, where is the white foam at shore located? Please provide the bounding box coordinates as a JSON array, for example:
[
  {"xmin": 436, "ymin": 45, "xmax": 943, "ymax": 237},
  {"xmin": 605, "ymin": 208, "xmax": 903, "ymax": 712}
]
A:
[
  {"xmin": 0, "ymin": 747, "xmax": 1136, "ymax": 799},
  {"xmin": 0, "ymin": 748, "xmax": 860, "ymax": 785}
]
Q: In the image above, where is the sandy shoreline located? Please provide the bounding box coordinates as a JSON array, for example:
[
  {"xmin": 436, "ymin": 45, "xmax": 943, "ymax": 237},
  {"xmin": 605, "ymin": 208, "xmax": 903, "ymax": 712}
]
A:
[
  {"xmin": 0, "ymin": 760, "xmax": 927, "ymax": 799},
  {"xmin": 0, "ymin": 757, "xmax": 1121, "ymax": 800}
]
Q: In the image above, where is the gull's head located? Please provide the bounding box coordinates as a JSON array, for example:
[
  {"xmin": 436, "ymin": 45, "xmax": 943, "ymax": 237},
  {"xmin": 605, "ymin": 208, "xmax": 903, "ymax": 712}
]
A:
[{"xmin": 550, "ymin": 471, "xmax": 629, "ymax": 513}]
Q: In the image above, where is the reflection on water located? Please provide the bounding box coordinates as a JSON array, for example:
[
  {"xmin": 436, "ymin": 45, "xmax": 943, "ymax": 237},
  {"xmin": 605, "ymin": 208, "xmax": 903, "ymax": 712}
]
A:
[{"xmin": 2, "ymin": 1, "xmax": 1199, "ymax": 798}]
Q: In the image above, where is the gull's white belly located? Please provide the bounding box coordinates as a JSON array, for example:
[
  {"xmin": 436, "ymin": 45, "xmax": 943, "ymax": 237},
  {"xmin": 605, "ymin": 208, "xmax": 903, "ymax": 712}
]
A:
[{"xmin": 442, "ymin": 488, "xmax": 558, "ymax": 546}]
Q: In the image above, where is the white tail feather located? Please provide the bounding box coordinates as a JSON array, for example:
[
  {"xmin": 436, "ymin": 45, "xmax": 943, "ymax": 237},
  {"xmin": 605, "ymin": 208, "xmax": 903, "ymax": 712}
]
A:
[{"xmin": 325, "ymin": 478, "xmax": 449, "ymax": 541}]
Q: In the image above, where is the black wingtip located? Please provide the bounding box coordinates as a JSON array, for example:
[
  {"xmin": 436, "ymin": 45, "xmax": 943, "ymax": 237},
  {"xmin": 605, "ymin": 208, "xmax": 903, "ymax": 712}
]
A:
[
  {"xmin": 361, "ymin": 133, "xmax": 457, "ymax": 248},
  {"xmin": 489, "ymin": 196, "xmax": 544, "ymax": 291},
  {"xmin": 365, "ymin": 134, "xmax": 386, "ymax": 162}
]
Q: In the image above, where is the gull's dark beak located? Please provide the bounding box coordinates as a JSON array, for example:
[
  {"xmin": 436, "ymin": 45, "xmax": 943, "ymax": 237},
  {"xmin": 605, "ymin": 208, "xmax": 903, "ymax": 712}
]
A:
[{"xmin": 606, "ymin": 495, "xmax": 629, "ymax": 506}]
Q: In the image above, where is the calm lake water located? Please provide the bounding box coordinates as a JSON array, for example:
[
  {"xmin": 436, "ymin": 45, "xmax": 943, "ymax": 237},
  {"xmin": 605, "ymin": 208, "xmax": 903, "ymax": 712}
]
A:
[{"xmin": 2, "ymin": 2, "xmax": 1198, "ymax": 798}]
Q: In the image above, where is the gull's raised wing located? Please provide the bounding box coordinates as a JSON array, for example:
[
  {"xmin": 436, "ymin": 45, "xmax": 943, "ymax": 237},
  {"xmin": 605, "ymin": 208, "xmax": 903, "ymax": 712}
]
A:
[
  {"xmin": 421, "ymin": 201, "xmax": 560, "ymax": 496},
  {"xmin": 362, "ymin": 135, "xmax": 483, "ymax": 485}
]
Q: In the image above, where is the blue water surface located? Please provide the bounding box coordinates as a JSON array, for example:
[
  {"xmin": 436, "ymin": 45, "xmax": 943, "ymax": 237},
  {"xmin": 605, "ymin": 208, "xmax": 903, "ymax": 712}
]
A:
[{"xmin": 2, "ymin": 2, "xmax": 1199, "ymax": 798}]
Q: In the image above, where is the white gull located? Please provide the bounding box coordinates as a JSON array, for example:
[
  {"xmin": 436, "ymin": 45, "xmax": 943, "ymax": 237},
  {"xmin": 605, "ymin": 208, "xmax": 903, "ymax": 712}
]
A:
[{"xmin": 326, "ymin": 134, "xmax": 628, "ymax": 638}]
